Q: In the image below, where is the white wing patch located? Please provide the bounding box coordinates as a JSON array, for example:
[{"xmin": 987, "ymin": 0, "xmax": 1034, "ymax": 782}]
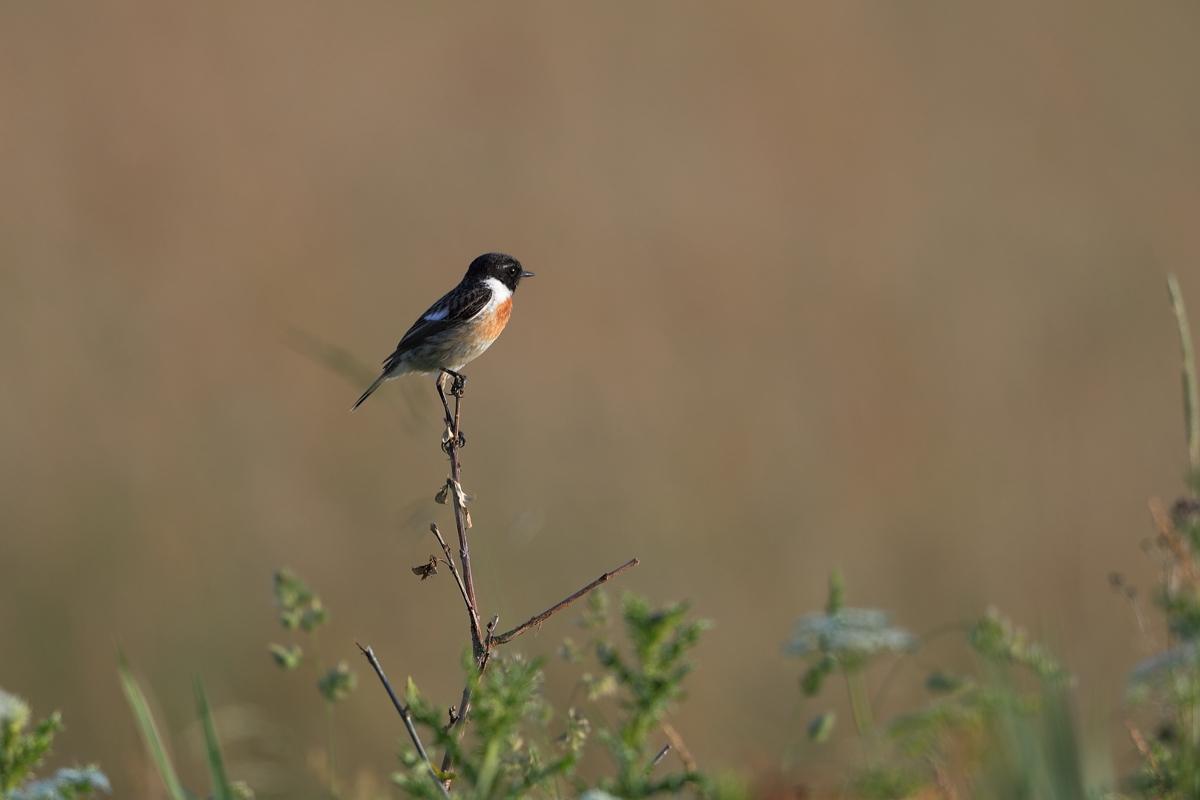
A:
[{"xmin": 423, "ymin": 306, "xmax": 449, "ymax": 322}]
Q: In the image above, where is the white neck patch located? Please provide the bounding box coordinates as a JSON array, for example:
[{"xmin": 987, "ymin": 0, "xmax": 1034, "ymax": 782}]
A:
[{"xmin": 483, "ymin": 277, "xmax": 512, "ymax": 304}]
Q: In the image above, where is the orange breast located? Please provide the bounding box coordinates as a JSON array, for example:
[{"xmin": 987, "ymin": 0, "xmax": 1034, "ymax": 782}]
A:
[{"xmin": 480, "ymin": 298, "xmax": 512, "ymax": 340}]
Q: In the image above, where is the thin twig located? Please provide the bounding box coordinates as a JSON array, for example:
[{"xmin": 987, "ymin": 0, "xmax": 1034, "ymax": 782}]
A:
[
  {"xmin": 356, "ymin": 643, "xmax": 449, "ymax": 798},
  {"xmin": 491, "ymin": 559, "xmax": 640, "ymax": 645},
  {"xmin": 439, "ymin": 684, "xmax": 473, "ymax": 778},
  {"xmin": 662, "ymin": 723, "xmax": 696, "ymax": 773},
  {"xmin": 444, "ymin": 379, "xmax": 483, "ymax": 661},
  {"xmin": 430, "ymin": 523, "xmax": 483, "ymax": 644},
  {"xmin": 436, "ymin": 375, "xmax": 485, "ymax": 779},
  {"xmin": 426, "ymin": 375, "xmax": 640, "ymax": 785}
]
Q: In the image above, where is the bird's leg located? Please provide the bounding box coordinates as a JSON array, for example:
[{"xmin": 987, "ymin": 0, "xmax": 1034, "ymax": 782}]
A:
[
  {"xmin": 438, "ymin": 369, "xmax": 467, "ymax": 448},
  {"xmin": 436, "ymin": 371, "xmax": 454, "ymax": 429}
]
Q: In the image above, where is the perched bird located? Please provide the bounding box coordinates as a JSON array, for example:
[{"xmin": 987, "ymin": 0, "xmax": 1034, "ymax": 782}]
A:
[{"xmin": 351, "ymin": 252, "xmax": 534, "ymax": 411}]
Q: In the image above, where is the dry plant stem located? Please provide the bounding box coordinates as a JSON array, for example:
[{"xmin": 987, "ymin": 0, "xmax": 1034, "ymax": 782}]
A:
[
  {"xmin": 356, "ymin": 644, "xmax": 449, "ymax": 799},
  {"xmin": 443, "ymin": 375, "xmax": 483, "ymax": 661},
  {"xmin": 661, "ymin": 722, "xmax": 696, "ymax": 773},
  {"xmin": 491, "ymin": 558, "xmax": 641, "ymax": 645},
  {"xmin": 430, "ymin": 374, "xmax": 640, "ymax": 782},
  {"xmin": 437, "ymin": 374, "xmax": 485, "ymax": 779},
  {"xmin": 430, "ymin": 523, "xmax": 482, "ymax": 645}
]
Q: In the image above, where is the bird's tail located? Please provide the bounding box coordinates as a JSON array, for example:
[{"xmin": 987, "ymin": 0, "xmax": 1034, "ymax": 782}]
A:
[{"xmin": 351, "ymin": 372, "xmax": 389, "ymax": 412}]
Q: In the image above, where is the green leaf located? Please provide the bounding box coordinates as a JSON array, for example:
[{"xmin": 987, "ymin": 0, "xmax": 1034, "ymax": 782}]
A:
[
  {"xmin": 117, "ymin": 650, "xmax": 190, "ymax": 800},
  {"xmin": 405, "ymin": 677, "xmax": 421, "ymax": 710},
  {"xmin": 194, "ymin": 679, "xmax": 234, "ymax": 800}
]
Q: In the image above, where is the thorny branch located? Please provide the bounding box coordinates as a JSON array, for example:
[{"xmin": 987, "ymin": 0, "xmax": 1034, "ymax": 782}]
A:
[
  {"xmin": 430, "ymin": 523, "xmax": 482, "ymax": 645},
  {"xmin": 491, "ymin": 558, "xmax": 641, "ymax": 645},
  {"xmin": 421, "ymin": 372, "xmax": 639, "ymax": 785}
]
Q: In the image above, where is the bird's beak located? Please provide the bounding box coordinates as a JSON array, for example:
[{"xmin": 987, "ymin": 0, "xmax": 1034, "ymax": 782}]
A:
[{"xmin": 521, "ymin": 270, "xmax": 535, "ymax": 278}]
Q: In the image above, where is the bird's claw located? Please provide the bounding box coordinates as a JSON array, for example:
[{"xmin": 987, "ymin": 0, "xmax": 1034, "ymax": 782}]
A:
[{"xmin": 441, "ymin": 426, "xmax": 466, "ymax": 453}]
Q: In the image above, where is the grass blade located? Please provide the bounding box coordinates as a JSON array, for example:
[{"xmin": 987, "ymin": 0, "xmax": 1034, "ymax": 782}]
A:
[
  {"xmin": 1168, "ymin": 274, "xmax": 1200, "ymax": 493},
  {"xmin": 194, "ymin": 678, "xmax": 234, "ymax": 800},
  {"xmin": 117, "ymin": 649, "xmax": 190, "ymax": 800}
]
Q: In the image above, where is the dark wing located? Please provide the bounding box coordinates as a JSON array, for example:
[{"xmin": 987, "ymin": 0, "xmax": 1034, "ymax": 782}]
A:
[
  {"xmin": 351, "ymin": 282, "xmax": 492, "ymax": 412},
  {"xmin": 382, "ymin": 282, "xmax": 491, "ymax": 371}
]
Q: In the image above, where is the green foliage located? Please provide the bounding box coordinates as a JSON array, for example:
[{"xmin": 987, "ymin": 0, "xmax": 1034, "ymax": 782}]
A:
[
  {"xmin": 195, "ymin": 681, "xmax": 234, "ymax": 800},
  {"xmin": 806, "ymin": 711, "xmax": 836, "ymax": 744},
  {"xmin": 1122, "ymin": 279, "xmax": 1200, "ymax": 799},
  {"xmin": 273, "ymin": 568, "xmax": 329, "ymax": 633},
  {"xmin": 705, "ymin": 772, "xmax": 751, "ymax": 800},
  {"xmin": 851, "ymin": 766, "xmax": 926, "ymax": 800},
  {"xmin": 8, "ymin": 767, "xmax": 110, "ymax": 800},
  {"xmin": 966, "ymin": 607, "xmax": 1070, "ymax": 684},
  {"xmin": 118, "ymin": 653, "xmax": 238, "ymax": 800},
  {"xmin": 784, "ymin": 571, "xmax": 918, "ymax": 672},
  {"xmin": 269, "ymin": 568, "xmax": 357, "ymax": 705},
  {"xmin": 390, "ymin": 591, "xmax": 709, "ymax": 800},
  {"xmin": 785, "ymin": 571, "xmax": 916, "ymax": 736},
  {"xmin": 1, "ymin": 690, "xmax": 60, "ymax": 796},
  {"xmin": 1127, "ymin": 537, "xmax": 1200, "ymax": 798},
  {"xmin": 267, "ymin": 644, "xmax": 303, "ymax": 672},
  {"xmin": 576, "ymin": 591, "xmax": 611, "ymax": 630},
  {"xmin": 117, "ymin": 654, "xmax": 190, "ymax": 800},
  {"xmin": 0, "ymin": 689, "xmax": 107, "ymax": 800},
  {"xmin": 785, "ymin": 572, "xmax": 1085, "ymax": 800},
  {"xmin": 318, "ymin": 663, "xmax": 359, "ymax": 703},
  {"xmin": 593, "ymin": 593, "xmax": 710, "ymax": 799},
  {"xmin": 394, "ymin": 654, "xmax": 579, "ymax": 800},
  {"xmin": 269, "ymin": 567, "xmax": 355, "ymax": 799},
  {"xmin": 1169, "ymin": 273, "xmax": 1200, "ymax": 493},
  {"xmin": 883, "ymin": 620, "xmax": 1082, "ymax": 800}
]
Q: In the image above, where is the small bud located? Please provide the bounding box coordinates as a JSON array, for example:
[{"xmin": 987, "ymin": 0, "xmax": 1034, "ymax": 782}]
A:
[
  {"xmin": 318, "ymin": 662, "xmax": 358, "ymax": 702},
  {"xmin": 268, "ymin": 643, "xmax": 303, "ymax": 671},
  {"xmin": 299, "ymin": 600, "xmax": 329, "ymax": 633},
  {"xmin": 807, "ymin": 710, "xmax": 836, "ymax": 743},
  {"xmin": 405, "ymin": 676, "xmax": 422, "ymax": 709}
]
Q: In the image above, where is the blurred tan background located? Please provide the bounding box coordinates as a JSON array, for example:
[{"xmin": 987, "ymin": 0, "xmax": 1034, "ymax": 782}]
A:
[{"xmin": 2, "ymin": 1, "xmax": 1200, "ymax": 796}]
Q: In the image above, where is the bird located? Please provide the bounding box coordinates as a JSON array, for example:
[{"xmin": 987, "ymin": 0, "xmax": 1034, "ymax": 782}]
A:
[{"xmin": 351, "ymin": 252, "xmax": 534, "ymax": 412}]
